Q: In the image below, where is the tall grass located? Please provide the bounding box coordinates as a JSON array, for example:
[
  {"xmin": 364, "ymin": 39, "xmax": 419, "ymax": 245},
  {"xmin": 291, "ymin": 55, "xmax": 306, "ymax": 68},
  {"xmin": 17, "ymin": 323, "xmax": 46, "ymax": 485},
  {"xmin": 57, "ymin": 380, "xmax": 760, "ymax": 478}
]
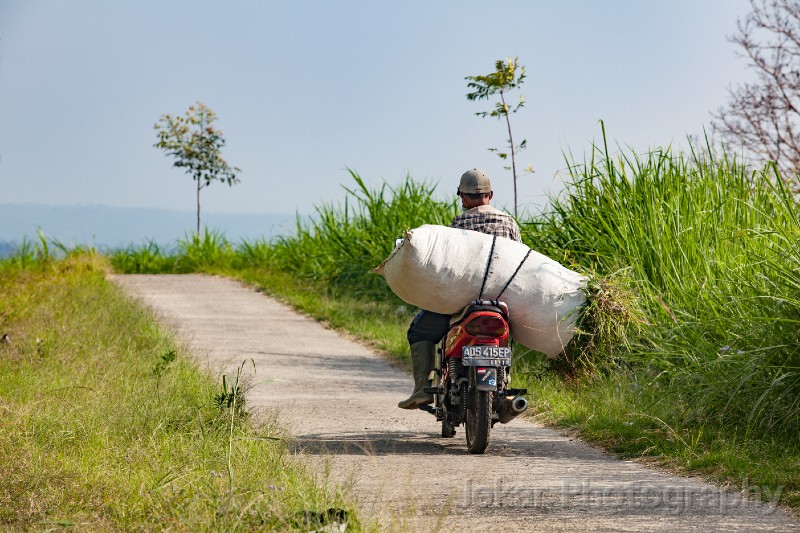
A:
[
  {"xmin": 110, "ymin": 240, "xmax": 177, "ymax": 273},
  {"xmin": 0, "ymin": 229, "xmax": 90, "ymax": 271},
  {"xmin": 527, "ymin": 133, "xmax": 800, "ymax": 436},
  {"xmin": 267, "ymin": 169, "xmax": 459, "ymax": 297}
]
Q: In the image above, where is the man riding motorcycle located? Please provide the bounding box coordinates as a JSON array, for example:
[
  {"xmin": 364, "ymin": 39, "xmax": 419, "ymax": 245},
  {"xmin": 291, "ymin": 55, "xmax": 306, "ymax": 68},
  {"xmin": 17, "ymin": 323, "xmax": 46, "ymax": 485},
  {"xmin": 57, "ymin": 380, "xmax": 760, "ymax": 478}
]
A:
[{"xmin": 398, "ymin": 168, "xmax": 522, "ymax": 409}]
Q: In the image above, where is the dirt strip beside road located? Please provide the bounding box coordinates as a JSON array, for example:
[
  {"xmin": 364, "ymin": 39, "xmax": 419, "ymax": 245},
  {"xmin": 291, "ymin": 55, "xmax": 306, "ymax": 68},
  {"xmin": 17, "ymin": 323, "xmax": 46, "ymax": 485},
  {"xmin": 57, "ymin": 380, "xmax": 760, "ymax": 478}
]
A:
[{"xmin": 111, "ymin": 274, "xmax": 797, "ymax": 532}]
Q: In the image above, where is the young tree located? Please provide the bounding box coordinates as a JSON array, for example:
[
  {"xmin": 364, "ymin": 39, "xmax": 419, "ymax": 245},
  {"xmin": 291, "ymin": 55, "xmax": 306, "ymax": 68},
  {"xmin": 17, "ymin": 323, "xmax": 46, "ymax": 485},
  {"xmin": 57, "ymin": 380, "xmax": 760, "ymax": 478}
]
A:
[
  {"xmin": 154, "ymin": 102, "xmax": 241, "ymax": 234},
  {"xmin": 712, "ymin": 0, "xmax": 800, "ymax": 180},
  {"xmin": 466, "ymin": 57, "xmax": 531, "ymax": 216}
]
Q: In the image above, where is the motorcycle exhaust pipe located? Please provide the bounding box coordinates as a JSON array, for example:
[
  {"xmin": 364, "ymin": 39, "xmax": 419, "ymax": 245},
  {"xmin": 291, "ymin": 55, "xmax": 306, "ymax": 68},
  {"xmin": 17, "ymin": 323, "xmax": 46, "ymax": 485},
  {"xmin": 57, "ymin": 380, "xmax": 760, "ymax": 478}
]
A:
[{"xmin": 496, "ymin": 396, "xmax": 528, "ymax": 424}]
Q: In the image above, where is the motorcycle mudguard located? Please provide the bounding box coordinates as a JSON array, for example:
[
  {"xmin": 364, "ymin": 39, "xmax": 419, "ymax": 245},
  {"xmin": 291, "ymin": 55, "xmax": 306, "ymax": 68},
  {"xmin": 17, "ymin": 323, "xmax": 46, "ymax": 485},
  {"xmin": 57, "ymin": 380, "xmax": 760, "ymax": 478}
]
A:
[{"xmin": 475, "ymin": 367, "xmax": 497, "ymax": 391}]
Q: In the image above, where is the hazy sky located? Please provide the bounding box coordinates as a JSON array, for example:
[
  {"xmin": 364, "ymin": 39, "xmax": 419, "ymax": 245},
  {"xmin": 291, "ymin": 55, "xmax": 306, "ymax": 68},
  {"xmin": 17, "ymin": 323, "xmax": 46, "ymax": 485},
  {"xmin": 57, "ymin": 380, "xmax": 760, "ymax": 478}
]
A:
[{"xmin": 1, "ymin": 0, "xmax": 753, "ymax": 216}]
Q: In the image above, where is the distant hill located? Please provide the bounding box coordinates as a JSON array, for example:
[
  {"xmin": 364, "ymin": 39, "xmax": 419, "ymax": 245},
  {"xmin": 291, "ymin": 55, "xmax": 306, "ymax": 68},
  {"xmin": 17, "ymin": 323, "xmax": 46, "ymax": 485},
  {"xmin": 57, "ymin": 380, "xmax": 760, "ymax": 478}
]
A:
[
  {"xmin": 0, "ymin": 204, "xmax": 296, "ymax": 251},
  {"xmin": 0, "ymin": 240, "xmax": 17, "ymax": 257}
]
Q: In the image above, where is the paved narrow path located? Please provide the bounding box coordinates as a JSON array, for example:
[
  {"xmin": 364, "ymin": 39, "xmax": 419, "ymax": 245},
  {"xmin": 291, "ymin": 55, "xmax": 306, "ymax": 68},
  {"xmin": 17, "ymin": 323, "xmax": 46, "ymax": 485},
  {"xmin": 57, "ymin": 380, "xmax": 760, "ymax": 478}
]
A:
[{"xmin": 111, "ymin": 274, "xmax": 796, "ymax": 532}]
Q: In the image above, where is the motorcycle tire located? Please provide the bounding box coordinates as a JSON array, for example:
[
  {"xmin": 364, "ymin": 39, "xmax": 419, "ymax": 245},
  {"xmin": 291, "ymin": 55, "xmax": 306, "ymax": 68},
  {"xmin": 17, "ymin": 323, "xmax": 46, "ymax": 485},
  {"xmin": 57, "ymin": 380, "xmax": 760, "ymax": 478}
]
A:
[{"xmin": 465, "ymin": 374, "xmax": 491, "ymax": 454}]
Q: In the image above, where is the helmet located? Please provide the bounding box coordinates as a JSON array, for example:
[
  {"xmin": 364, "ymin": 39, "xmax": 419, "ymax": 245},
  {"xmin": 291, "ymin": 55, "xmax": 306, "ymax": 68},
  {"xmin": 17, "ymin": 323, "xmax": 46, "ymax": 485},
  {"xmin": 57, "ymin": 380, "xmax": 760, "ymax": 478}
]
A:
[{"xmin": 458, "ymin": 168, "xmax": 492, "ymax": 194}]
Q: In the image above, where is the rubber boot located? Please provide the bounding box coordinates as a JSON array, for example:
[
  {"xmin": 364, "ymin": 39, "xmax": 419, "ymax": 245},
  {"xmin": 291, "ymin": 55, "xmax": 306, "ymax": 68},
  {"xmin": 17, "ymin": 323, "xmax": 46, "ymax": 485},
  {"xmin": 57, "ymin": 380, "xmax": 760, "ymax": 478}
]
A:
[{"xmin": 398, "ymin": 341, "xmax": 435, "ymax": 409}]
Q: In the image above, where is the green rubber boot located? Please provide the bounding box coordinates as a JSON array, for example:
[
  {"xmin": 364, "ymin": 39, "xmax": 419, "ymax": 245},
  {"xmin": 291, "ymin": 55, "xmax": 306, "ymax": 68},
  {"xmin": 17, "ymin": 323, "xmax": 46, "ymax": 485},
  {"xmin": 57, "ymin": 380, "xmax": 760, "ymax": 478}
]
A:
[{"xmin": 398, "ymin": 341, "xmax": 435, "ymax": 409}]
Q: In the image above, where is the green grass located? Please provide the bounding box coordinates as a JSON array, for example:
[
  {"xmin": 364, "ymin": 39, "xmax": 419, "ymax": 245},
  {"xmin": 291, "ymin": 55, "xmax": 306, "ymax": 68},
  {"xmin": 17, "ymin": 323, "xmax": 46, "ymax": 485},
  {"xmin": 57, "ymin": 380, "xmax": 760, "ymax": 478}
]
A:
[{"xmin": 0, "ymin": 250, "xmax": 364, "ymax": 531}]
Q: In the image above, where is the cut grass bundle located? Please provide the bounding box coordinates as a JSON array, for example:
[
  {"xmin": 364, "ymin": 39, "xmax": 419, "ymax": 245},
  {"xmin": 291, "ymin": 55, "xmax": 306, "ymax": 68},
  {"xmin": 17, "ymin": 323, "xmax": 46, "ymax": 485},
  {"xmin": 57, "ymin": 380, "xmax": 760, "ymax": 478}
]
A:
[{"xmin": 561, "ymin": 268, "xmax": 649, "ymax": 374}]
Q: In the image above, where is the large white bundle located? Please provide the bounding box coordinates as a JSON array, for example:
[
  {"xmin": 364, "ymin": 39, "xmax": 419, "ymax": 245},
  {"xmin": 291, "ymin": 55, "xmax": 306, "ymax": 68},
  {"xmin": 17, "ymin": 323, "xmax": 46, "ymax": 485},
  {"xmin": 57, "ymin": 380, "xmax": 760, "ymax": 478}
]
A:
[{"xmin": 374, "ymin": 224, "xmax": 587, "ymax": 357}]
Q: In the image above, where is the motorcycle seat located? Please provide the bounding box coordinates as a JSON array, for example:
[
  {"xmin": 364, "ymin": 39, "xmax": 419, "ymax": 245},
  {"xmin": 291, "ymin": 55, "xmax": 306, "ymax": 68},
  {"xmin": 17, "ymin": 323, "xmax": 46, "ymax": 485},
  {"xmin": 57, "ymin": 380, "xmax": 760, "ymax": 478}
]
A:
[{"xmin": 449, "ymin": 299, "xmax": 509, "ymax": 327}]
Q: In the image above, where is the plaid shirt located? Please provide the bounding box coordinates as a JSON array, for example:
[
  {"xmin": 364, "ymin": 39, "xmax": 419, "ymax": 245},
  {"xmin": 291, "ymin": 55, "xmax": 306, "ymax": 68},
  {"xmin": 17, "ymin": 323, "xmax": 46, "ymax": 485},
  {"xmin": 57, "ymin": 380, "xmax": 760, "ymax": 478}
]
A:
[{"xmin": 450, "ymin": 205, "xmax": 521, "ymax": 243}]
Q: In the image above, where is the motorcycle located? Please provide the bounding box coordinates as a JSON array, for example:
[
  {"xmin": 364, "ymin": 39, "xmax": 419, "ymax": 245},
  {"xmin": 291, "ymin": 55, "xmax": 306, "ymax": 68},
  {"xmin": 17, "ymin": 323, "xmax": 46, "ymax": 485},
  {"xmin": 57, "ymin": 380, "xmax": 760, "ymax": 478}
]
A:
[{"xmin": 421, "ymin": 299, "xmax": 528, "ymax": 454}]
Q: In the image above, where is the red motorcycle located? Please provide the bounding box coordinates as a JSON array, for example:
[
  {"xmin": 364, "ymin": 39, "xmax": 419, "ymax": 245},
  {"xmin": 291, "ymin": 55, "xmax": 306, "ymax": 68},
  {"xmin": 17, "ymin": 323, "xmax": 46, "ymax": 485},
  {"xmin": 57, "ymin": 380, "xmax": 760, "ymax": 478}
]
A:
[{"xmin": 421, "ymin": 299, "xmax": 528, "ymax": 454}]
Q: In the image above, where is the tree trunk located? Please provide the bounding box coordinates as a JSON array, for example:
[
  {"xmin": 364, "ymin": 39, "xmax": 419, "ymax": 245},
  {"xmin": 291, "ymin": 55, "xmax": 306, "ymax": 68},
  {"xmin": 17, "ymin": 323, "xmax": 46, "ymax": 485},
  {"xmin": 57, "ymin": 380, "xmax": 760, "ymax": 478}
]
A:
[
  {"xmin": 196, "ymin": 112, "xmax": 205, "ymax": 236},
  {"xmin": 500, "ymin": 91, "xmax": 518, "ymax": 218},
  {"xmin": 196, "ymin": 177, "xmax": 201, "ymax": 236}
]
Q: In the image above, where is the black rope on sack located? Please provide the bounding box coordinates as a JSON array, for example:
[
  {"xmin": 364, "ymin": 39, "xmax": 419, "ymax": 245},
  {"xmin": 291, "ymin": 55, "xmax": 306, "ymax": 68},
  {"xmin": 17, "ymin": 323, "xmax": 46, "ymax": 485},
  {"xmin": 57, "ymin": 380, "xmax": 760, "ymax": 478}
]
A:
[
  {"xmin": 478, "ymin": 235, "xmax": 497, "ymax": 300},
  {"xmin": 496, "ymin": 249, "xmax": 533, "ymax": 301}
]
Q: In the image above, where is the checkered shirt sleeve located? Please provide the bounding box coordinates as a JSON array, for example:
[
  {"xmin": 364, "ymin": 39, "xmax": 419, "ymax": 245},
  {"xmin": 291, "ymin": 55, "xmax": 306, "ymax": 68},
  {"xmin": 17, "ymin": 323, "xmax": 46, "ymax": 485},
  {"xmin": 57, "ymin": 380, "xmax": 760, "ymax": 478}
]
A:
[{"xmin": 450, "ymin": 211, "xmax": 521, "ymax": 242}]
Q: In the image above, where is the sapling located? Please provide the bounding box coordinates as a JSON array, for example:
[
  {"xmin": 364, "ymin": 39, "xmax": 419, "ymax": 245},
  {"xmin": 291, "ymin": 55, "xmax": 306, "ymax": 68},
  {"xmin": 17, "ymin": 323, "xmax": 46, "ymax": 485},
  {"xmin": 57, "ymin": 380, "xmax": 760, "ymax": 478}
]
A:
[{"xmin": 466, "ymin": 57, "xmax": 532, "ymax": 217}]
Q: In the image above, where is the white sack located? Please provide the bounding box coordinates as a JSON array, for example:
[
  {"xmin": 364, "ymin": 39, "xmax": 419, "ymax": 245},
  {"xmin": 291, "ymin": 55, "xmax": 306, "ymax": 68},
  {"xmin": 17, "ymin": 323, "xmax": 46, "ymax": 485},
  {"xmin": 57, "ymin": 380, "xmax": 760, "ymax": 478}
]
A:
[{"xmin": 374, "ymin": 224, "xmax": 587, "ymax": 357}]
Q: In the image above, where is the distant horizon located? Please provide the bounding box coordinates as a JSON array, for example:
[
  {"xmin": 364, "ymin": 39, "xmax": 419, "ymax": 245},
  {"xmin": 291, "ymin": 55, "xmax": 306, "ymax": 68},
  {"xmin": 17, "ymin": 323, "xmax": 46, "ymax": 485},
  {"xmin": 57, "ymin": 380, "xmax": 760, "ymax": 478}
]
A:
[
  {"xmin": 0, "ymin": 201, "xmax": 299, "ymax": 217},
  {"xmin": 0, "ymin": 203, "xmax": 296, "ymax": 249}
]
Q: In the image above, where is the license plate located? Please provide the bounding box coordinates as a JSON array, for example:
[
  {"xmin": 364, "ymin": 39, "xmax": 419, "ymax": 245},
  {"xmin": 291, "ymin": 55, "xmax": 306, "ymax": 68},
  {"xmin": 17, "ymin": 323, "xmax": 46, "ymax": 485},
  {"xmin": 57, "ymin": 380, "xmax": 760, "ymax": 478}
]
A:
[{"xmin": 462, "ymin": 345, "xmax": 511, "ymax": 367}]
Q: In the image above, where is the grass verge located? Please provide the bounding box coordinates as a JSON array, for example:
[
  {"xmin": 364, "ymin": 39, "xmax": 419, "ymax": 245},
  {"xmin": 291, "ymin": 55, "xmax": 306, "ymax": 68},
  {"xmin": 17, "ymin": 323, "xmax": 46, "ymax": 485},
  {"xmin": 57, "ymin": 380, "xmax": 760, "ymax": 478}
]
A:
[{"xmin": 0, "ymin": 252, "xmax": 363, "ymax": 531}]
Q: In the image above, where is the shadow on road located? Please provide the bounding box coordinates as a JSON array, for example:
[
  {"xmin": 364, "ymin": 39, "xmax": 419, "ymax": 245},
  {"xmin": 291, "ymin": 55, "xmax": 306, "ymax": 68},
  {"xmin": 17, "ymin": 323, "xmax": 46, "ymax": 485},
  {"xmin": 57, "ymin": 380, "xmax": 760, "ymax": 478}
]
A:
[{"xmin": 291, "ymin": 428, "xmax": 602, "ymax": 460}]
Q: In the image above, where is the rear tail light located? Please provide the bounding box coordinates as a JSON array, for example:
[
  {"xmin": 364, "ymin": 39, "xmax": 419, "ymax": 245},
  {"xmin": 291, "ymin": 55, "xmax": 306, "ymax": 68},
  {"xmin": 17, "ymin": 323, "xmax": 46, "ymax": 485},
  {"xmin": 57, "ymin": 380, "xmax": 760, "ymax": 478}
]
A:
[{"xmin": 464, "ymin": 315, "xmax": 508, "ymax": 337}]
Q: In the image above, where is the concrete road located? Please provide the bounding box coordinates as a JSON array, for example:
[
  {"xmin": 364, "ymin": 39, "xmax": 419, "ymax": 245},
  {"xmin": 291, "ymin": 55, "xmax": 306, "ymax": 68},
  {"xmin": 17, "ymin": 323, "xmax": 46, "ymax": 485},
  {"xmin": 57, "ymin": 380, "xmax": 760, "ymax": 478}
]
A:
[{"xmin": 111, "ymin": 274, "xmax": 797, "ymax": 532}]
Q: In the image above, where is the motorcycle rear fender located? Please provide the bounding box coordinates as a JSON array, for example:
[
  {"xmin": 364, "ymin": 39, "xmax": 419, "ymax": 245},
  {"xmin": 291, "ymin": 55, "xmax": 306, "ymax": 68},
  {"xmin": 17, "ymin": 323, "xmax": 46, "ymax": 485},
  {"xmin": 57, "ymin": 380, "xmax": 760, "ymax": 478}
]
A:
[
  {"xmin": 474, "ymin": 367, "xmax": 498, "ymax": 391},
  {"xmin": 444, "ymin": 310, "xmax": 509, "ymax": 359}
]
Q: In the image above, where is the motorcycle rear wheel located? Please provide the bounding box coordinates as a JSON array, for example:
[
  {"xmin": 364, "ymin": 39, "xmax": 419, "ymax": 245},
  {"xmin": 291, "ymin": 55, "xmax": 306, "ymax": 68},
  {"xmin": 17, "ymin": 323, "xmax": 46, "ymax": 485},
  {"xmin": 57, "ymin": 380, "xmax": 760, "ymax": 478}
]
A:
[{"xmin": 465, "ymin": 381, "xmax": 491, "ymax": 454}]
